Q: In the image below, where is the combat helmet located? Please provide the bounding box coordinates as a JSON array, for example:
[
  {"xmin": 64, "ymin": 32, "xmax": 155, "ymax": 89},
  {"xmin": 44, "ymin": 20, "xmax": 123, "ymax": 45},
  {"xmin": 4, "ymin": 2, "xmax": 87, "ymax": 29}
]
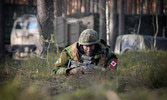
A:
[{"xmin": 78, "ymin": 29, "xmax": 99, "ymax": 45}]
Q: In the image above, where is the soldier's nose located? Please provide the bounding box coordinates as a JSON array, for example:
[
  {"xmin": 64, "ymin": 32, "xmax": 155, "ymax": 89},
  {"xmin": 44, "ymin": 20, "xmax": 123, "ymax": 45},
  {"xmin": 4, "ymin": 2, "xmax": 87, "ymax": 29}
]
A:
[{"xmin": 87, "ymin": 47, "xmax": 91, "ymax": 52}]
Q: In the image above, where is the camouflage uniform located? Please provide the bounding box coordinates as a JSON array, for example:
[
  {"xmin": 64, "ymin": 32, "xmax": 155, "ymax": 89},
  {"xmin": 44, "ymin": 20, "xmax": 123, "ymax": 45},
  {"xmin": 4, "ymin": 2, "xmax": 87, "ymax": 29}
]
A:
[{"xmin": 54, "ymin": 29, "xmax": 118, "ymax": 75}]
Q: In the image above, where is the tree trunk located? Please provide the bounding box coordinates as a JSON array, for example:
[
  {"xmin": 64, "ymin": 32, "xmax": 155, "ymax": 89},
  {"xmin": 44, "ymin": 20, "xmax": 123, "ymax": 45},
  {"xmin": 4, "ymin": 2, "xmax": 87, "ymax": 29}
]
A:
[
  {"xmin": 118, "ymin": 0, "xmax": 125, "ymax": 35},
  {"xmin": 85, "ymin": 0, "xmax": 90, "ymax": 15},
  {"xmin": 62, "ymin": 0, "xmax": 67, "ymax": 17},
  {"xmin": 56, "ymin": 0, "xmax": 62, "ymax": 17},
  {"xmin": 149, "ymin": 0, "xmax": 153, "ymax": 14},
  {"xmin": 133, "ymin": 0, "xmax": 137, "ymax": 14},
  {"xmin": 137, "ymin": 0, "xmax": 140, "ymax": 14},
  {"xmin": 140, "ymin": 0, "xmax": 143, "ymax": 14},
  {"xmin": 28, "ymin": 0, "xmax": 34, "ymax": 5},
  {"xmin": 77, "ymin": 0, "xmax": 82, "ymax": 13},
  {"xmin": 90, "ymin": 0, "xmax": 94, "ymax": 13},
  {"xmin": 157, "ymin": 0, "xmax": 163, "ymax": 14},
  {"xmin": 99, "ymin": 0, "xmax": 106, "ymax": 42},
  {"xmin": 37, "ymin": 0, "xmax": 54, "ymax": 63},
  {"xmin": 110, "ymin": 0, "xmax": 117, "ymax": 50},
  {"xmin": 92, "ymin": 0, "xmax": 95, "ymax": 13},
  {"xmin": 124, "ymin": 0, "xmax": 127, "ymax": 14},
  {"xmin": 69, "ymin": 0, "xmax": 72, "ymax": 14},
  {"xmin": 0, "ymin": 0, "xmax": 4, "ymax": 54},
  {"xmin": 94, "ymin": 0, "xmax": 99, "ymax": 13},
  {"xmin": 127, "ymin": 0, "xmax": 132, "ymax": 14},
  {"xmin": 145, "ymin": 0, "xmax": 149, "ymax": 14}
]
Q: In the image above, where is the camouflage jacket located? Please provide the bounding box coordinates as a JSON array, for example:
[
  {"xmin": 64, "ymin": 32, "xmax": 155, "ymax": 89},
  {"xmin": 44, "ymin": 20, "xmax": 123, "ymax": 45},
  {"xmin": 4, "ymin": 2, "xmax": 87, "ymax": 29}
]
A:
[{"xmin": 54, "ymin": 41, "xmax": 118, "ymax": 75}]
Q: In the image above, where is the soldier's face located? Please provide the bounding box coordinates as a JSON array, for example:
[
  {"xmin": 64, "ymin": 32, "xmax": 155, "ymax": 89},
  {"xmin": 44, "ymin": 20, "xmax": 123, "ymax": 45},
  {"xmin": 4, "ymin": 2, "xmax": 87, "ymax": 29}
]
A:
[{"xmin": 82, "ymin": 44, "xmax": 96, "ymax": 56}]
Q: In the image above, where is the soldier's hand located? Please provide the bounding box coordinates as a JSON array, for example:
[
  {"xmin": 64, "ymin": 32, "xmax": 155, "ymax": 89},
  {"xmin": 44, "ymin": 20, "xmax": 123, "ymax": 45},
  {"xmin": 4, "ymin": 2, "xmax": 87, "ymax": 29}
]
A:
[{"xmin": 69, "ymin": 67, "xmax": 83, "ymax": 75}]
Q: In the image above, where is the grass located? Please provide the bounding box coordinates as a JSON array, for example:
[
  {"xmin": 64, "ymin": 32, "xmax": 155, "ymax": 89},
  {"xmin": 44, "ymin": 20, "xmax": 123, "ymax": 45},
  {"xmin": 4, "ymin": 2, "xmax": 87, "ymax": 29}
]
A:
[
  {"xmin": 119, "ymin": 88, "xmax": 167, "ymax": 100},
  {"xmin": 0, "ymin": 50, "xmax": 167, "ymax": 100},
  {"xmin": 117, "ymin": 50, "xmax": 167, "ymax": 91}
]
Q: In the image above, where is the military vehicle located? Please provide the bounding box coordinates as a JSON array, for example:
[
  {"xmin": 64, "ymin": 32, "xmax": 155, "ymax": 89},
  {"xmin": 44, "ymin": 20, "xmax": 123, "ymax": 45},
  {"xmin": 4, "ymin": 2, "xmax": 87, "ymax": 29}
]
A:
[
  {"xmin": 10, "ymin": 14, "xmax": 42, "ymax": 60},
  {"xmin": 114, "ymin": 34, "xmax": 167, "ymax": 54}
]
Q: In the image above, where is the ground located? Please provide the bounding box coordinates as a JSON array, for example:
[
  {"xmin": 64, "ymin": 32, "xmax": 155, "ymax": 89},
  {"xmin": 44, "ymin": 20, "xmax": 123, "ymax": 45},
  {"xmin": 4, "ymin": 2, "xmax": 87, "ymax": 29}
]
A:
[{"xmin": 0, "ymin": 50, "xmax": 167, "ymax": 100}]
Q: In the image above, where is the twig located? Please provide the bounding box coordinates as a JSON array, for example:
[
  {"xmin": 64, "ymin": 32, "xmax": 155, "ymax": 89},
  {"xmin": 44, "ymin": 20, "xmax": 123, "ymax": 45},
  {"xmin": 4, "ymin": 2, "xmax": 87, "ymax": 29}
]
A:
[{"xmin": 153, "ymin": 14, "xmax": 159, "ymax": 49}]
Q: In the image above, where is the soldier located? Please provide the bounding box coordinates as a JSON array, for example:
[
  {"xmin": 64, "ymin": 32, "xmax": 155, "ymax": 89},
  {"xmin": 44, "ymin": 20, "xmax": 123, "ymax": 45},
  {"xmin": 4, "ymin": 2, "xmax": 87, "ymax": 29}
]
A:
[{"xmin": 53, "ymin": 29, "xmax": 118, "ymax": 75}]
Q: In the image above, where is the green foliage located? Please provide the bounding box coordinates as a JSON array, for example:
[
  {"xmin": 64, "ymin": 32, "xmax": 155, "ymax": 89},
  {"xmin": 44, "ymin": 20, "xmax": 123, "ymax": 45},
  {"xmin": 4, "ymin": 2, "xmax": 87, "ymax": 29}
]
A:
[
  {"xmin": 0, "ymin": 50, "xmax": 167, "ymax": 100},
  {"xmin": 117, "ymin": 50, "xmax": 167, "ymax": 92},
  {"xmin": 40, "ymin": 34, "xmax": 55, "ymax": 44},
  {"xmin": 54, "ymin": 88, "xmax": 108, "ymax": 100},
  {"xmin": 119, "ymin": 88, "xmax": 167, "ymax": 100},
  {"xmin": 19, "ymin": 52, "xmax": 57, "ymax": 80},
  {"xmin": 0, "ymin": 57, "xmax": 20, "ymax": 82},
  {"xmin": 50, "ymin": 34, "xmax": 55, "ymax": 43},
  {"xmin": 40, "ymin": 35, "xmax": 44, "ymax": 40},
  {"xmin": 0, "ymin": 80, "xmax": 50, "ymax": 100}
]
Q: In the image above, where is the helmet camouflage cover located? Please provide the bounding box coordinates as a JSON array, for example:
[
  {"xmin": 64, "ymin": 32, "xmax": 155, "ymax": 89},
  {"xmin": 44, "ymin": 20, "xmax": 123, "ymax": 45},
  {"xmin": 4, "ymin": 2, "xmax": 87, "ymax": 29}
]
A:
[{"xmin": 78, "ymin": 29, "xmax": 99, "ymax": 45}]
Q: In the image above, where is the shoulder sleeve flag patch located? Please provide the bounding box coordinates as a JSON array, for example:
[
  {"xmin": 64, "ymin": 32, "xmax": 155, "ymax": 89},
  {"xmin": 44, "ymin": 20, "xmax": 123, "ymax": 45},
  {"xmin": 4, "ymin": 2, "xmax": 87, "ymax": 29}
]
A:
[
  {"xmin": 55, "ymin": 58, "xmax": 62, "ymax": 65},
  {"xmin": 109, "ymin": 60, "xmax": 118, "ymax": 68}
]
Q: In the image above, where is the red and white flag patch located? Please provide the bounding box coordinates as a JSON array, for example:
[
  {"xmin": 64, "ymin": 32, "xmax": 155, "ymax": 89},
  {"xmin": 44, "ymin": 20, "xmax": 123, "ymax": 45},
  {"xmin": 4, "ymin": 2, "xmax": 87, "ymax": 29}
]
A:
[{"xmin": 109, "ymin": 60, "xmax": 118, "ymax": 68}]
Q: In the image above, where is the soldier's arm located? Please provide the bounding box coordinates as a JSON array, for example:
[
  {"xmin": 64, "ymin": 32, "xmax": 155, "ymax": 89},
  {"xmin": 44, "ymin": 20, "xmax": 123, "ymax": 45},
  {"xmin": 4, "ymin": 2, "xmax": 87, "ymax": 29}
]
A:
[
  {"xmin": 54, "ymin": 51, "xmax": 71, "ymax": 75},
  {"xmin": 106, "ymin": 49, "xmax": 118, "ymax": 70},
  {"xmin": 107, "ymin": 57, "xmax": 118, "ymax": 69}
]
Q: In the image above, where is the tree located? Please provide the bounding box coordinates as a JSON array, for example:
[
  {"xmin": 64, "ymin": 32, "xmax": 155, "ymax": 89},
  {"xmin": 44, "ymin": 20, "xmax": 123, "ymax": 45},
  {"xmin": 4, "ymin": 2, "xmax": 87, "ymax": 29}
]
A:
[
  {"xmin": 77, "ymin": 0, "xmax": 82, "ymax": 13},
  {"xmin": 127, "ymin": 0, "xmax": 132, "ymax": 14},
  {"xmin": 149, "ymin": 0, "xmax": 153, "ymax": 14},
  {"xmin": 37, "ymin": 0, "xmax": 54, "ymax": 63},
  {"xmin": 90, "ymin": 0, "xmax": 94, "ymax": 13},
  {"xmin": 94, "ymin": 0, "xmax": 99, "ymax": 13},
  {"xmin": 85, "ymin": 0, "xmax": 90, "ymax": 15},
  {"xmin": 145, "ymin": 0, "xmax": 149, "ymax": 14},
  {"xmin": 157, "ymin": 0, "xmax": 163, "ymax": 14},
  {"xmin": 132, "ymin": 0, "xmax": 137, "ymax": 14},
  {"xmin": 137, "ymin": 0, "xmax": 140, "ymax": 14},
  {"xmin": 56, "ymin": 0, "xmax": 62, "ymax": 17},
  {"xmin": 124, "ymin": 0, "xmax": 127, "ymax": 14},
  {"xmin": 99, "ymin": 0, "xmax": 106, "ymax": 42},
  {"xmin": 118, "ymin": 0, "xmax": 125, "ymax": 35},
  {"xmin": 140, "ymin": 0, "xmax": 144, "ymax": 14},
  {"xmin": 110, "ymin": 0, "xmax": 117, "ymax": 50},
  {"xmin": 62, "ymin": 0, "xmax": 67, "ymax": 17},
  {"xmin": 0, "ymin": 0, "xmax": 4, "ymax": 54},
  {"xmin": 69, "ymin": 0, "xmax": 72, "ymax": 14}
]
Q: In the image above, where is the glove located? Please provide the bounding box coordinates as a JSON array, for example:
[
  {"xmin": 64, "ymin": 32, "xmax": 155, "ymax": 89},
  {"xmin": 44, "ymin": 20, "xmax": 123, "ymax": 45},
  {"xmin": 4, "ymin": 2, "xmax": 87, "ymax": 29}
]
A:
[{"xmin": 68, "ymin": 67, "xmax": 84, "ymax": 75}]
